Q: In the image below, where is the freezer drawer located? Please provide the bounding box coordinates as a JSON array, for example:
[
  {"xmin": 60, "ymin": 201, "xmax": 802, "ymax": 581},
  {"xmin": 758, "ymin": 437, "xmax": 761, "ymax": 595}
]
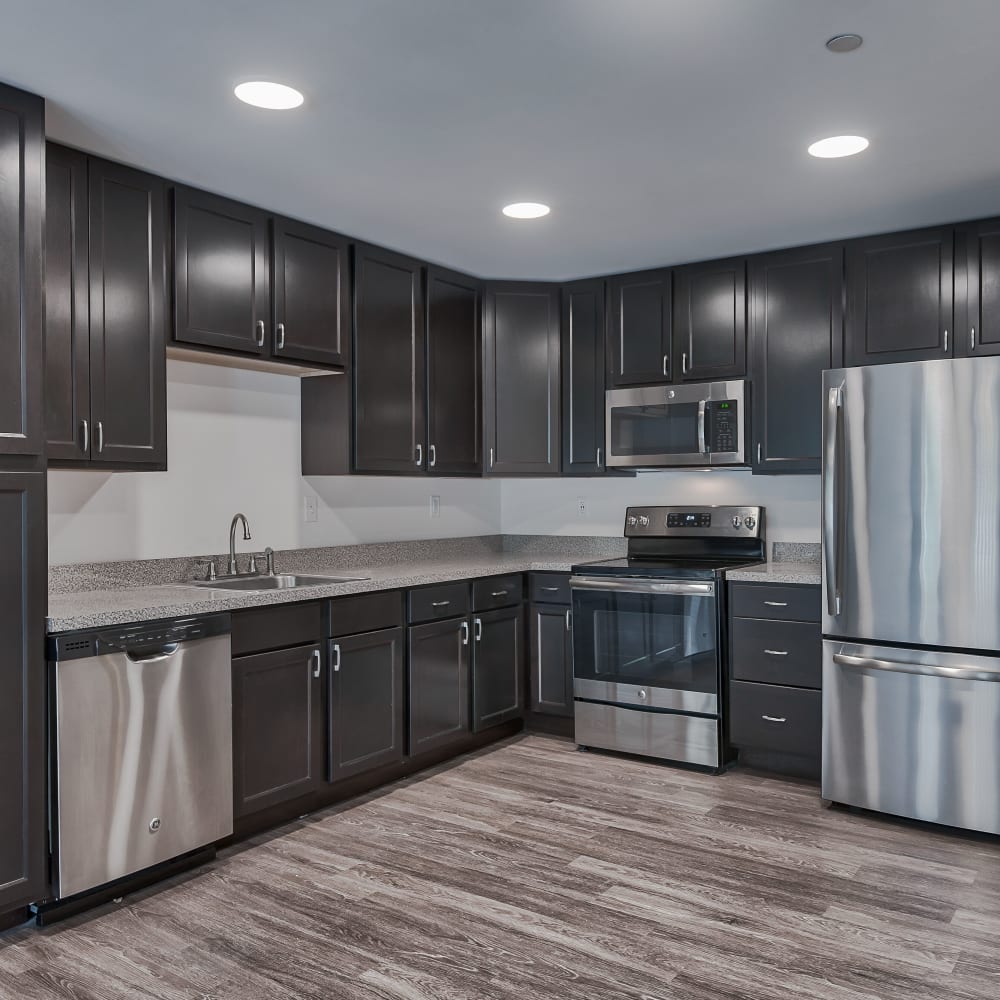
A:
[{"xmin": 822, "ymin": 640, "xmax": 1000, "ymax": 835}]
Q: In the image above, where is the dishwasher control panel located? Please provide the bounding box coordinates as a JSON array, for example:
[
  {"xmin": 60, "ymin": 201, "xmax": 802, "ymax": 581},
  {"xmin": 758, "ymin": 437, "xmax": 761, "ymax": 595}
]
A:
[{"xmin": 49, "ymin": 613, "xmax": 231, "ymax": 661}]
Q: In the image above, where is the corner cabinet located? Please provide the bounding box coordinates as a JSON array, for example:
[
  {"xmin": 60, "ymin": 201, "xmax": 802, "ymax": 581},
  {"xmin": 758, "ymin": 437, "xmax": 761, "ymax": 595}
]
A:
[
  {"xmin": 673, "ymin": 257, "xmax": 747, "ymax": 381},
  {"xmin": 562, "ymin": 279, "xmax": 607, "ymax": 475},
  {"xmin": 483, "ymin": 282, "xmax": 561, "ymax": 475},
  {"xmin": 749, "ymin": 244, "xmax": 844, "ymax": 474},
  {"xmin": 0, "ymin": 85, "xmax": 44, "ymax": 457},
  {"xmin": 45, "ymin": 144, "xmax": 168, "ymax": 469},
  {"xmin": 606, "ymin": 268, "xmax": 672, "ymax": 386}
]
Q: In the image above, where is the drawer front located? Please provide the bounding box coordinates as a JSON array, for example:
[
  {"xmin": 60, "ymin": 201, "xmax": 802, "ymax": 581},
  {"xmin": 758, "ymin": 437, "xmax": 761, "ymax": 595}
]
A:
[
  {"xmin": 330, "ymin": 590, "xmax": 403, "ymax": 637},
  {"xmin": 730, "ymin": 618, "xmax": 821, "ymax": 689},
  {"xmin": 729, "ymin": 583, "xmax": 820, "ymax": 622},
  {"xmin": 529, "ymin": 572, "xmax": 572, "ymax": 605},
  {"xmin": 231, "ymin": 601, "xmax": 325, "ymax": 656},
  {"xmin": 408, "ymin": 581, "xmax": 471, "ymax": 624},
  {"xmin": 729, "ymin": 680, "xmax": 821, "ymax": 758},
  {"xmin": 473, "ymin": 574, "xmax": 524, "ymax": 611}
]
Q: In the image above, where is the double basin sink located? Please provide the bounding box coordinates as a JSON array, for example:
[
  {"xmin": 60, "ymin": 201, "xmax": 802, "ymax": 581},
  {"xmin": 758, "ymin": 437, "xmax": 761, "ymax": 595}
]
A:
[{"xmin": 187, "ymin": 573, "xmax": 369, "ymax": 593}]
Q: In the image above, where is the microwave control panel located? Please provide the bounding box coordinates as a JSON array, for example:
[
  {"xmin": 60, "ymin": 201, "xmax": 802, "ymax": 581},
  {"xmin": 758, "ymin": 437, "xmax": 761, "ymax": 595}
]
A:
[{"xmin": 708, "ymin": 400, "xmax": 738, "ymax": 453}]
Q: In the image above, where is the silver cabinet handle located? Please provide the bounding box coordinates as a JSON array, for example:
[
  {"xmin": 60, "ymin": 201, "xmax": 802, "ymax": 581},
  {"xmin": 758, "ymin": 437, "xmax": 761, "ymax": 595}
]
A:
[
  {"xmin": 311, "ymin": 649, "xmax": 322, "ymax": 678},
  {"xmin": 662, "ymin": 354, "xmax": 669, "ymax": 377},
  {"xmin": 331, "ymin": 643, "xmax": 341, "ymax": 673},
  {"xmin": 833, "ymin": 652, "xmax": 1000, "ymax": 683},
  {"xmin": 96, "ymin": 421, "xmax": 104, "ymax": 454},
  {"xmin": 823, "ymin": 383, "xmax": 844, "ymax": 616},
  {"xmin": 757, "ymin": 442, "xmax": 762, "ymax": 465},
  {"xmin": 489, "ymin": 446, "xmax": 494, "ymax": 469},
  {"xmin": 682, "ymin": 351, "xmax": 688, "ymax": 375},
  {"xmin": 276, "ymin": 322, "xmax": 285, "ymax": 350},
  {"xmin": 596, "ymin": 446, "xmax": 602, "ymax": 468},
  {"xmin": 474, "ymin": 617, "xmax": 482, "ymax": 642},
  {"xmin": 461, "ymin": 621, "xmax": 469, "ymax": 645},
  {"xmin": 943, "ymin": 328, "xmax": 949, "ymax": 353},
  {"xmin": 697, "ymin": 400, "xmax": 707, "ymax": 454},
  {"xmin": 971, "ymin": 327, "xmax": 976, "ymax": 351},
  {"xmin": 255, "ymin": 320, "xmax": 265, "ymax": 347},
  {"xmin": 81, "ymin": 419, "xmax": 89, "ymax": 454},
  {"xmin": 415, "ymin": 443, "xmax": 423, "ymax": 466},
  {"xmin": 565, "ymin": 609, "xmax": 572, "ymax": 631},
  {"xmin": 761, "ymin": 715, "xmax": 787, "ymax": 724},
  {"xmin": 764, "ymin": 649, "xmax": 788, "ymax": 656},
  {"xmin": 431, "ymin": 600, "xmax": 451, "ymax": 608},
  {"xmin": 429, "ymin": 444, "xmax": 436, "ymax": 467},
  {"xmin": 490, "ymin": 590, "xmax": 508, "ymax": 598},
  {"xmin": 763, "ymin": 600, "xmax": 787, "ymax": 607}
]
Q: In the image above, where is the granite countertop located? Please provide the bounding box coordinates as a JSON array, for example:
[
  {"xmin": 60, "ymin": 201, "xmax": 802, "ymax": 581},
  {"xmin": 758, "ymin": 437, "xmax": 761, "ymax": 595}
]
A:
[
  {"xmin": 47, "ymin": 554, "xmax": 586, "ymax": 633},
  {"xmin": 725, "ymin": 560, "xmax": 822, "ymax": 586}
]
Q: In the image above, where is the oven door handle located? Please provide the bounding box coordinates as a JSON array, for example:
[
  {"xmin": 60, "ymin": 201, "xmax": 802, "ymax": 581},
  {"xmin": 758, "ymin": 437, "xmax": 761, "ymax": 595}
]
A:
[{"xmin": 569, "ymin": 576, "xmax": 715, "ymax": 596}]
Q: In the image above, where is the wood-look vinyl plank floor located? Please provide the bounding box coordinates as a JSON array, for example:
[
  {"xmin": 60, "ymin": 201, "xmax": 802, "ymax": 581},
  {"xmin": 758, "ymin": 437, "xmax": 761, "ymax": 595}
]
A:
[{"xmin": 1, "ymin": 734, "xmax": 998, "ymax": 999}]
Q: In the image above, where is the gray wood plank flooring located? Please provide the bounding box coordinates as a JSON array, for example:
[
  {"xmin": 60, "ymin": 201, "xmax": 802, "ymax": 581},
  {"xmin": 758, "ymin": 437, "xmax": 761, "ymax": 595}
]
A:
[{"xmin": 2, "ymin": 734, "xmax": 998, "ymax": 999}]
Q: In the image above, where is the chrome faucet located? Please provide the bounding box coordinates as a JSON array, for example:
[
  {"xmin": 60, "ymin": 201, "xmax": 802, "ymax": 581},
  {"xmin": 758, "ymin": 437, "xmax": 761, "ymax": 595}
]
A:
[{"xmin": 228, "ymin": 513, "xmax": 252, "ymax": 575}]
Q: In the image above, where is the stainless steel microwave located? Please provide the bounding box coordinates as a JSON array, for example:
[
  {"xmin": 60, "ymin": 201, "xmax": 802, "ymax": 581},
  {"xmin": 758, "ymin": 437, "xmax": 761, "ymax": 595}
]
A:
[{"xmin": 605, "ymin": 380, "xmax": 748, "ymax": 468}]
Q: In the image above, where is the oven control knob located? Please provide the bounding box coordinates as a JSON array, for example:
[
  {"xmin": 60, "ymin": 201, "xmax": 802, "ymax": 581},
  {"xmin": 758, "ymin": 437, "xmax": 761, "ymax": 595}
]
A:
[
  {"xmin": 639, "ymin": 515, "xmax": 650, "ymax": 527},
  {"xmin": 731, "ymin": 515, "xmax": 742, "ymax": 529},
  {"xmin": 637, "ymin": 689, "xmax": 647, "ymax": 700},
  {"xmin": 744, "ymin": 515, "xmax": 756, "ymax": 531},
  {"xmin": 628, "ymin": 516, "xmax": 637, "ymax": 527}
]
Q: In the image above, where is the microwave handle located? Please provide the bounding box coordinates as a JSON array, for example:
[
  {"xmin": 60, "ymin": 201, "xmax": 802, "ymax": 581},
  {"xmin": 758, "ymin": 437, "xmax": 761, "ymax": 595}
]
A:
[{"xmin": 697, "ymin": 400, "xmax": 707, "ymax": 454}]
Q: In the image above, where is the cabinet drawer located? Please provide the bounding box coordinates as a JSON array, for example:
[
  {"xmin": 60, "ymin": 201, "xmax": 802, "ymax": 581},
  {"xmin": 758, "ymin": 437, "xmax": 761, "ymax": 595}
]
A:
[
  {"xmin": 408, "ymin": 581, "xmax": 471, "ymax": 624},
  {"xmin": 729, "ymin": 583, "xmax": 820, "ymax": 622},
  {"xmin": 729, "ymin": 681, "xmax": 821, "ymax": 758},
  {"xmin": 329, "ymin": 590, "xmax": 402, "ymax": 637},
  {"xmin": 473, "ymin": 574, "xmax": 524, "ymax": 611},
  {"xmin": 730, "ymin": 618, "xmax": 821, "ymax": 689},
  {"xmin": 231, "ymin": 601, "xmax": 325, "ymax": 656},
  {"xmin": 529, "ymin": 572, "xmax": 572, "ymax": 605}
]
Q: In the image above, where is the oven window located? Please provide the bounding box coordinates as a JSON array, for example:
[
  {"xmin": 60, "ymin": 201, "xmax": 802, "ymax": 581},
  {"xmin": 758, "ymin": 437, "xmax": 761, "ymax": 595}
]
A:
[
  {"xmin": 609, "ymin": 402, "xmax": 701, "ymax": 456},
  {"xmin": 572, "ymin": 588, "xmax": 718, "ymax": 693}
]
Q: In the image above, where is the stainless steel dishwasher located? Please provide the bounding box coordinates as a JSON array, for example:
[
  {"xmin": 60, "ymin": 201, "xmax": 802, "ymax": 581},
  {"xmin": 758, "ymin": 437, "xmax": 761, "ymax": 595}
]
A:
[{"xmin": 48, "ymin": 614, "xmax": 233, "ymax": 899}]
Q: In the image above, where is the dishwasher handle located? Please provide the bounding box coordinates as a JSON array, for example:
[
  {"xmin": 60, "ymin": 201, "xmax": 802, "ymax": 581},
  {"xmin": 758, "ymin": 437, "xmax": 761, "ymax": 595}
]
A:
[{"xmin": 125, "ymin": 643, "xmax": 180, "ymax": 663}]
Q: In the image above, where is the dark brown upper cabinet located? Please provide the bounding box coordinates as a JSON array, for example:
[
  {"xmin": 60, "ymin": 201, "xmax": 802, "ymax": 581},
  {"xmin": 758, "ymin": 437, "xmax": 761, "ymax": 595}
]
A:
[
  {"xmin": 607, "ymin": 268, "xmax": 672, "ymax": 386},
  {"xmin": 673, "ymin": 256, "xmax": 747, "ymax": 381},
  {"xmin": 958, "ymin": 218, "xmax": 1000, "ymax": 358},
  {"xmin": 425, "ymin": 266, "xmax": 482, "ymax": 475},
  {"xmin": 0, "ymin": 85, "xmax": 44, "ymax": 457},
  {"xmin": 353, "ymin": 244, "xmax": 426, "ymax": 473},
  {"xmin": 749, "ymin": 244, "xmax": 844, "ymax": 474},
  {"xmin": 45, "ymin": 143, "xmax": 168, "ymax": 469},
  {"xmin": 562, "ymin": 278, "xmax": 607, "ymax": 475},
  {"xmin": 845, "ymin": 226, "xmax": 954, "ymax": 366},
  {"xmin": 483, "ymin": 282, "xmax": 561, "ymax": 476}
]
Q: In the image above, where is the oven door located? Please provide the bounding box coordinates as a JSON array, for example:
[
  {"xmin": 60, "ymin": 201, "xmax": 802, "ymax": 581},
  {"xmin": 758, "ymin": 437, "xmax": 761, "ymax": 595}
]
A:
[{"xmin": 570, "ymin": 576, "xmax": 720, "ymax": 714}]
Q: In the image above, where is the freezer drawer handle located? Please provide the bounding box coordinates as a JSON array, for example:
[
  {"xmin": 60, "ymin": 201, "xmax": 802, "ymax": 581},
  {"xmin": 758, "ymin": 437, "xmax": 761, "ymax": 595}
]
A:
[
  {"xmin": 833, "ymin": 652, "xmax": 1000, "ymax": 683},
  {"xmin": 761, "ymin": 715, "xmax": 787, "ymax": 723}
]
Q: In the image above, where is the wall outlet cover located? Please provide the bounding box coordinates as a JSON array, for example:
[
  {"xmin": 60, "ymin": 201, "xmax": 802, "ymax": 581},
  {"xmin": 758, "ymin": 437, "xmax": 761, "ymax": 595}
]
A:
[
  {"xmin": 576, "ymin": 496, "xmax": 587, "ymax": 517},
  {"xmin": 303, "ymin": 495, "xmax": 319, "ymax": 523},
  {"xmin": 430, "ymin": 495, "xmax": 441, "ymax": 518}
]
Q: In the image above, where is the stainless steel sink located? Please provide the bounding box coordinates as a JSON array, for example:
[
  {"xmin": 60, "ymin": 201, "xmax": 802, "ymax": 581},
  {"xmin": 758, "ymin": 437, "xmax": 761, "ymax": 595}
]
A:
[{"xmin": 188, "ymin": 573, "xmax": 368, "ymax": 592}]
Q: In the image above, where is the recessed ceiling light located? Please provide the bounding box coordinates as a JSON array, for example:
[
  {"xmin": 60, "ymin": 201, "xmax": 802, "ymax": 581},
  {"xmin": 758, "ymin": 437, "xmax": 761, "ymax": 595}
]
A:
[
  {"xmin": 807, "ymin": 135, "xmax": 869, "ymax": 158},
  {"xmin": 234, "ymin": 81, "xmax": 304, "ymax": 110},
  {"xmin": 826, "ymin": 33, "xmax": 863, "ymax": 53},
  {"xmin": 502, "ymin": 202, "xmax": 550, "ymax": 219}
]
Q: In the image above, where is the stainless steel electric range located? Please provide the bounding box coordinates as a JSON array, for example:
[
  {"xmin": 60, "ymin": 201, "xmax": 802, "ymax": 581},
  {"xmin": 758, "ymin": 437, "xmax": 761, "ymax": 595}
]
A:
[{"xmin": 570, "ymin": 505, "xmax": 765, "ymax": 770}]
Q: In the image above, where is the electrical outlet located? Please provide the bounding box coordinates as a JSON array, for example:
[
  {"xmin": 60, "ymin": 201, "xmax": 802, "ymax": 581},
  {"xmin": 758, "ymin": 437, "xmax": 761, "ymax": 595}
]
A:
[
  {"xmin": 576, "ymin": 496, "xmax": 587, "ymax": 517},
  {"xmin": 430, "ymin": 495, "xmax": 441, "ymax": 518},
  {"xmin": 303, "ymin": 495, "xmax": 319, "ymax": 523}
]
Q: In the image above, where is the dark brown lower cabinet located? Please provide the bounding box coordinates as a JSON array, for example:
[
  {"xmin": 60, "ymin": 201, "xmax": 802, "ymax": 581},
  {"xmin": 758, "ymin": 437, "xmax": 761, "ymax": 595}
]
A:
[
  {"xmin": 232, "ymin": 642, "xmax": 325, "ymax": 818},
  {"xmin": 472, "ymin": 606, "xmax": 524, "ymax": 732},
  {"xmin": 408, "ymin": 616, "xmax": 471, "ymax": 755},
  {"xmin": 0, "ymin": 470, "xmax": 46, "ymax": 916},
  {"xmin": 328, "ymin": 627, "xmax": 405, "ymax": 781},
  {"xmin": 529, "ymin": 603, "xmax": 574, "ymax": 717}
]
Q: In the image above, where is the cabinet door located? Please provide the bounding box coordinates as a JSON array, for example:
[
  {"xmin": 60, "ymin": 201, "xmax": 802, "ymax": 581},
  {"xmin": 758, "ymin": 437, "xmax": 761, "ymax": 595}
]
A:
[
  {"xmin": 472, "ymin": 606, "xmax": 524, "ymax": 731},
  {"xmin": 959, "ymin": 218, "xmax": 1000, "ymax": 358},
  {"xmin": 845, "ymin": 227, "xmax": 954, "ymax": 366},
  {"xmin": 562, "ymin": 279, "xmax": 607, "ymax": 475},
  {"xmin": 674, "ymin": 257, "xmax": 747, "ymax": 381},
  {"xmin": 173, "ymin": 186, "xmax": 271, "ymax": 355},
  {"xmin": 0, "ymin": 472, "xmax": 46, "ymax": 913},
  {"xmin": 426, "ymin": 266, "xmax": 481, "ymax": 475},
  {"xmin": 607, "ymin": 268, "xmax": 672, "ymax": 386},
  {"xmin": 45, "ymin": 143, "xmax": 91, "ymax": 462},
  {"xmin": 272, "ymin": 217, "xmax": 350, "ymax": 368},
  {"xmin": 749, "ymin": 244, "xmax": 844, "ymax": 474},
  {"xmin": 408, "ymin": 617, "xmax": 470, "ymax": 755},
  {"xmin": 529, "ymin": 604, "xmax": 573, "ymax": 717},
  {"xmin": 0, "ymin": 85, "xmax": 43, "ymax": 456},
  {"xmin": 353, "ymin": 244, "xmax": 426, "ymax": 473},
  {"xmin": 329, "ymin": 628, "xmax": 404, "ymax": 782},
  {"xmin": 484, "ymin": 282, "xmax": 560, "ymax": 475},
  {"xmin": 88, "ymin": 158, "xmax": 167, "ymax": 468},
  {"xmin": 232, "ymin": 643, "xmax": 325, "ymax": 818}
]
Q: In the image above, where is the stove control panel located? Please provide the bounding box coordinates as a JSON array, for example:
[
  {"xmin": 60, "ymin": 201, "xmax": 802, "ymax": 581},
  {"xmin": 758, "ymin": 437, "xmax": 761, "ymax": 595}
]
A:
[{"xmin": 624, "ymin": 505, "xmax": 765, "ymax": 539}]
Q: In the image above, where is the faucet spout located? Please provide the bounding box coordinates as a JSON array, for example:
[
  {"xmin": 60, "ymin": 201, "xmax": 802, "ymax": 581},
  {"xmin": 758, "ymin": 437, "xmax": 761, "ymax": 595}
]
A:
[{"xmin": 228, "ymin": 513, "xmax": 252, "ymax": 575}]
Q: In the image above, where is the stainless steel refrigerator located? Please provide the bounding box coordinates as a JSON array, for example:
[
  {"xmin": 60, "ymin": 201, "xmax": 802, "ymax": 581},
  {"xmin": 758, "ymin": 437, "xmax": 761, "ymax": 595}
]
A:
[{"xmin": 822, "ymin": 356, "xmax": 1000, "ymax": 835}]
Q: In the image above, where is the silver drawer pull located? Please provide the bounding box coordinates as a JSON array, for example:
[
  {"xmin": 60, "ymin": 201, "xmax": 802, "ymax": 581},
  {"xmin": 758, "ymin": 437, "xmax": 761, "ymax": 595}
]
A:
[
  {"xmin": 761, "ymin": 715, "xmax": 787, "ymax": 723},
  {"xmin": 541, "ymin": 586, "xmax": 560, "ymax": 592},
  {"xmin": 490, "ymin": 590, "xmax": 508, "ymax": 598},
  {"xmin": 431, "ymin": 600, "xmax": 451, "ymax": 608},
  {"xmin": 764, "ymin": 649, "xmax": 788, "ymax": 656},
  {"xmin": 763, "ymin": 601, "xmax": 788, "ymax": 607}
]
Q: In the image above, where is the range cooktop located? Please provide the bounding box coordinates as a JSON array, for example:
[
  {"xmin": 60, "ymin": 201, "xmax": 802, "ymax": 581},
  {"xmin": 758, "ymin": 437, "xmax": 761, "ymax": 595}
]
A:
[{"xmin": 571, "ymin": 555, "xmax": 766, "ymax": 579}]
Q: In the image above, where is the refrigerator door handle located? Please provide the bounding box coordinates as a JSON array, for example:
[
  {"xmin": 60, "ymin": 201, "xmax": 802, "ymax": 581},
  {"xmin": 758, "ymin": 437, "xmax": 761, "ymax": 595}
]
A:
[
  {"xmin": 833, "ymin": 652, "xmax": 1000, "ymax": 683},
  {"xmin": 823, "ymin": 384, "xmax": 844, "ymax": 616}
]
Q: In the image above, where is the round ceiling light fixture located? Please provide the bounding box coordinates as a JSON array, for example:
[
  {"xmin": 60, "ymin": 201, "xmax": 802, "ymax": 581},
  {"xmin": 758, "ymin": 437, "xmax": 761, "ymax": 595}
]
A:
[
  {"xmin": 826, "ymin": 33, "xmax": 863, "ymax": 53},
  {"xmin": 234, "ymin": 81, "xmax": 304, "ymax": 110},
  {"xmin": 502, "ymin": 202, "xmax": 550, "ymax": 219},
  {"xmin": 807, "ymin": 135, "xmax": 869, "ymax": 158}
]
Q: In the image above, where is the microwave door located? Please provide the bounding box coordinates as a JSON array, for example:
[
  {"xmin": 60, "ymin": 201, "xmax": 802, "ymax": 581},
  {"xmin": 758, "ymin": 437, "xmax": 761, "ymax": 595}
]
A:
[{"xmin": 606, "ymin": 398, "xmax": 706, "ymax": 467}]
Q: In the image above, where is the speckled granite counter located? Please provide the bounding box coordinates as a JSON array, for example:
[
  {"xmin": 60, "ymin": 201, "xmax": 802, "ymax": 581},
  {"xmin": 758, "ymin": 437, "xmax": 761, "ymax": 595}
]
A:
[{"xmin": 725, "ymin": 560, "xmax": 822, "ymax": 586}]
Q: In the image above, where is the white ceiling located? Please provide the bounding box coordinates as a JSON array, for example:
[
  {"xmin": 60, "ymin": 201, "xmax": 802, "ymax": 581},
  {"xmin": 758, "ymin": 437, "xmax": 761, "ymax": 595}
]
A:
[{"xmin": 5, "ymin": 0, "xmax": 1000, "ymax": 280}]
